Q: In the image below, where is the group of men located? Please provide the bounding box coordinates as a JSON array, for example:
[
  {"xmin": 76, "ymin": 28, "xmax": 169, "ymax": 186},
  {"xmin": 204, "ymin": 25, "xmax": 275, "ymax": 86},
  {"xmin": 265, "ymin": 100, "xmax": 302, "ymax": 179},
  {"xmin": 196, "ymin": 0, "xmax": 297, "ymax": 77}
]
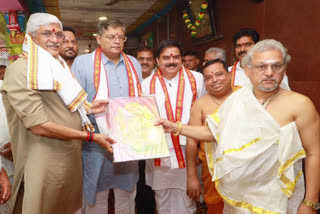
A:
[{"xmin": 0, "ymin": 11, "xmax": 319, "ymax": 214}]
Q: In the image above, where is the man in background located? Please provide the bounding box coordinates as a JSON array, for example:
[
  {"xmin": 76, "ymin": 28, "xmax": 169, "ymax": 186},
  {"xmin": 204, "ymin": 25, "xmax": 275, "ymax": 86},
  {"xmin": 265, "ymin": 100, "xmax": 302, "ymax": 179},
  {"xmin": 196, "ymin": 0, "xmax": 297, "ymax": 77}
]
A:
[
  {"xmin": 183, "ymin": 50, "xmax": 200, "ymax": 72},
  {"xmin": 202, "ymin": 47, "xmax": 226, "ymax": 66},
  {"xmin": 136, "ymin": 47, "xmax": 156, "ymax": 80},
  {"xmin": 60, "ymin": 26, "xmax": 78, "ymax": 68}
]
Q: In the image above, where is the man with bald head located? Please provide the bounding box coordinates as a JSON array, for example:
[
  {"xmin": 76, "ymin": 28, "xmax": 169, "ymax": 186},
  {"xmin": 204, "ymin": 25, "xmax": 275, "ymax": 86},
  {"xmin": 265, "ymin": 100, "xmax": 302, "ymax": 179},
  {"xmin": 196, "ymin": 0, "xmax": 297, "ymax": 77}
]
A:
[
  {"xmin": 1, "ymin": 13, "xmax": 113, "ymax": 214},
  {"xmin": 60, "ymin": 26, "xmax": 78, "ymax": 68}
]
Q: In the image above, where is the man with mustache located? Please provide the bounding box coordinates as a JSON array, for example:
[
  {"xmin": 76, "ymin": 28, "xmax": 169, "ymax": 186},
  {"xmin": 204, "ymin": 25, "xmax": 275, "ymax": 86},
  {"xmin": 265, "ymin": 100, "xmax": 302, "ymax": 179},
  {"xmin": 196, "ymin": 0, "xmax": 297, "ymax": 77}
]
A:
[
  {"xmin": 59, "ymin": 26, "xmax": 78, "ymax": 68},
  {"xmin": 1, "ymin": 13, "xmax": 114, "ymax": 214},
  {"xmin": 136, "ymin": 47, "xmax": 156, "ymax": 80},
  {"xmin": 72, "ymin": 18, "xmax": 142, "ymax": 214},
  {"xmin": 229, "ymin": 28, "xmax": 290, "ymax": 89},
  {"xmin": 141, "ymin": 40, "xmax": 206, "ymax": 213},
  {"xmin": 157, "ymin": 39, "xmax": 320, "ymax": 214}
]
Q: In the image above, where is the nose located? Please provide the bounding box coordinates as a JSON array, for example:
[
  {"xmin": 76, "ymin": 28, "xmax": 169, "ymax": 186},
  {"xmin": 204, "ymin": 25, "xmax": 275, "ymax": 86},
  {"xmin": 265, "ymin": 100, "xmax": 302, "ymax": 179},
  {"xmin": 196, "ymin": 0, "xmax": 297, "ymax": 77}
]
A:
[
  {"xmin": 113, "ymin": 36, "xmax": 121, "ymax": 43},
  {"xmin": 241, "ymin": 45, "xmax": 245, "ymax": 51},
  {"xmin": 49, "ymin": 34, "xmax": 59, "ymax": 43},
  {"xmin": 264, "ymin": 65, "xmax": 274, "ymax": 76}
]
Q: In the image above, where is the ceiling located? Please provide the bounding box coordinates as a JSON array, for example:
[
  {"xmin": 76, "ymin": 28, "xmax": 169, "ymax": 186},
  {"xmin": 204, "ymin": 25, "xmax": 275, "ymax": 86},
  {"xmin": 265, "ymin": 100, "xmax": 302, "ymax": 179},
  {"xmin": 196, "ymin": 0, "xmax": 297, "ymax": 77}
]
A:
[
  {"xmin": 58, "ymin": 0, "xmax": 159, "ymax": 54},
  {"xmin": 1, "ymin": 0, "xmax": 170, "ymax": 55}
]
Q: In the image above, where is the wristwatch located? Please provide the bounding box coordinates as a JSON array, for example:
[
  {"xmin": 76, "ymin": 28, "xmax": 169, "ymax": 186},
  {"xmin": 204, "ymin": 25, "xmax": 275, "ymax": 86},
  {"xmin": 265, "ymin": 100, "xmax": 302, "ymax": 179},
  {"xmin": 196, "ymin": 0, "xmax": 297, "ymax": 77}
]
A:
[{"xmin": 303, "ymin": 200, "xmax": 320, "ymax": 210}]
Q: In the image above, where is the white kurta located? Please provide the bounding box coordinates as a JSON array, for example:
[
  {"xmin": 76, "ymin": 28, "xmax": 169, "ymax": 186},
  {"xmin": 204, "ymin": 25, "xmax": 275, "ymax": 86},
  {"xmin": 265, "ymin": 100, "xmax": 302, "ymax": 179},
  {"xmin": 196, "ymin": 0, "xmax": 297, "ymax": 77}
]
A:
[
  {"xmin": 206, "ymin": 85, "xmax": 305, "ymax": 214},
  {"xmin": 0, "ymin": 80, "xmax": 14, "ymax": 177},
  {"xmin": 228, "ymin": 62, "xmax": 291, "ymax": 90},
  {"xmin": 142, "ymin": 68, "xmax": 205, "ymax": 190}
]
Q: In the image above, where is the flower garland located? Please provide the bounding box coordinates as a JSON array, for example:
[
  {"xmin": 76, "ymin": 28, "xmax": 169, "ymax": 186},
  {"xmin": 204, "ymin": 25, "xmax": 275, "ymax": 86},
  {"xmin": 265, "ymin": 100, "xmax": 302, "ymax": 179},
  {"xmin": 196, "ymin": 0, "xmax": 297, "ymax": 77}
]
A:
[{"xmin": 183, "ymin": 0, "xmax": 208, "ymax": 37}]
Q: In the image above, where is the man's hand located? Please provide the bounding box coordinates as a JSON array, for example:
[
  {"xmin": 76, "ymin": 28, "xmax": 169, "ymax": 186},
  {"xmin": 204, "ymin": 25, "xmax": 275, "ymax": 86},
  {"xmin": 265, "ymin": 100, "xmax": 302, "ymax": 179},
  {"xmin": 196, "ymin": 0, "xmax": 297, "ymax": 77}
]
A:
[
  {"xmin": 0, "ymin": 169, "xmax": 11, "ymax": 204},
  {"xmin": 186, "ymin": 175, "xmax": 201, "ymax": 201},
  {"xmin": 155, "ymin": 119, "xmax": 179, "ymax": 133},
  {"xmin": 297, "ymin": 203, "xmax": 317, "ymax": 214},
  {"xmin": 93, "ymin": 134, "xmax": 115, "ymax": 154},
  {"xmin": 90, "ymin": 100, "xmax": 108, "ymax": 114},
  {"xmin": 0, "ymin": 143, "xmax": 13, "ymax": 161}
]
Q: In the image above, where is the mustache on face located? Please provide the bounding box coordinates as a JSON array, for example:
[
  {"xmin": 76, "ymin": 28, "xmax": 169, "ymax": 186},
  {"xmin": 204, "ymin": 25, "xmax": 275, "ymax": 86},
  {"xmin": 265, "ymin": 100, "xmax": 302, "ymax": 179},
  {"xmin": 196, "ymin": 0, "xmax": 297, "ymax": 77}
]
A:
[
  {"xmin": 141, "ymin": 63, "xmax": 150, "ymax": 67},
  {"xmin": 238, "ymin": 51, "xmax": 247, "ymax": 56},
  {"xmin": 165, "ymin": 63, "xmax": 177, "ymax": 68},
  {"xmin": 47, "ymin": 42, "xmax": 60, "ymax": 48},
  {"xmin": 259, "ymin": 77, "xmax": 278, "ymax": 84},
  {"xmin": 65, "ymin": 48, "xmax": 76, "ymax": 53}
]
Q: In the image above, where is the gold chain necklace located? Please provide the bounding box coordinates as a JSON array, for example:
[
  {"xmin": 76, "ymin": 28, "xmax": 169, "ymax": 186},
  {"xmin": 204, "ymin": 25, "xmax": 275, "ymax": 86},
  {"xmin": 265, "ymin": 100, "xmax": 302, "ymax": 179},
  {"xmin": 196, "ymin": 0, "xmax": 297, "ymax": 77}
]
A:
[
  {"xmin": 257, "ymin": 89, "xmax": 279, "ymax": 108},
  {"xmin": 210, "ymin": 95, "xmax": 222, "ymax": 106}
]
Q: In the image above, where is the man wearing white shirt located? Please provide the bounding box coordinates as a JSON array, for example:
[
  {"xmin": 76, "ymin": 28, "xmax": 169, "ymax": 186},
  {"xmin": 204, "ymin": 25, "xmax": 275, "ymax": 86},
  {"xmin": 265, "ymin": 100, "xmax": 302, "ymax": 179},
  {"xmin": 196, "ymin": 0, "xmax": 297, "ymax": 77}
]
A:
[
  {"xmin": 228, "ymin": 28, "xmax": 290, "ymax": 89},
  {"xmin": 142, "ymin": 40, "xmax": 206, "ymax": 214}
]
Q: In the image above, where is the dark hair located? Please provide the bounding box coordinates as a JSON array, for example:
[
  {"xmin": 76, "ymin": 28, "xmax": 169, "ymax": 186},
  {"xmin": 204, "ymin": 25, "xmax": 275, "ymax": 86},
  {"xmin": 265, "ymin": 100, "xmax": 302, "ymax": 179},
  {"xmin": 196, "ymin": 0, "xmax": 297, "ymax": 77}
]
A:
[
  {"xmin": 63, "ymin": 26, "xmax": 76, "ymax": 36},
  {"xmin": 136, "ymin": 47, "xmax": 154, "ymax": 58},
  {"xmin": 183, "ymin": 50, "xmax": 198, "ymax": 57},
  {"xmin": 233, "ymin": 28, "xmax": 260, "ymax": 46},
  {"xmin": 155, "ymin": 40, "xmax": 184, "ymax": 58},
  {"xmin": 203, "ymin": 59, "xmax": 228, "ymax": 73},
  {"xmin": 97, "ymin": 18, "xmax": 125, "ymax": 35}
]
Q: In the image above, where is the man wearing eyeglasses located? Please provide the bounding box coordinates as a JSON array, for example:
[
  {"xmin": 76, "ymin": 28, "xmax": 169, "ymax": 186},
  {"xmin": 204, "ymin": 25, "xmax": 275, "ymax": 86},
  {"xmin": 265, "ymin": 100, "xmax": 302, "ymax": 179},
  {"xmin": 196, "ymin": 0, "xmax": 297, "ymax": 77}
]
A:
[
  {"xmin": 228, "ymin": 28, "xmax": 290, "ymax": 89},
  {"xmin": 72, "ymin": 18, "xmax": 142, "ymax": 214},
  {"xmin": 1, "ymin": 13, "xmax": 114, "ymax": 214},
  {"xmin": 157, "ymin": 39, "xmax": 320, "ymax": 214},
  {"xmin": 60, "ymin": 27, "xmax": 78, "ymax": 68}
]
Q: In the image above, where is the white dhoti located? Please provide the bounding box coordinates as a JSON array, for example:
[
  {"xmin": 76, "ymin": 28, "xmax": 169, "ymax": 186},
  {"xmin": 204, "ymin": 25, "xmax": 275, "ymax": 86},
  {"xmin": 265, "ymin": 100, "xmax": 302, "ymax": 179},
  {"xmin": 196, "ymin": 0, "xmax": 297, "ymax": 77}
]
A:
[{"xmin": 205, "ymin": 85, "xmax": 305, "ymax": 214}]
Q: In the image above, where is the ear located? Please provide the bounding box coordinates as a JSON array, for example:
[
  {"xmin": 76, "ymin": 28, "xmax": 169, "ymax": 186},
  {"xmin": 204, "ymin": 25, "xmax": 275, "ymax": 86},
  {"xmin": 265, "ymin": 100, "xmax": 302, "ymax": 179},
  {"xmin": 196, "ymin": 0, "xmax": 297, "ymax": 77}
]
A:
[
  {"xmin": 96, "ymin": 35, "xmax": 101, "ymax": 46},
  {"xmin": 156, "ymin": 57, "xmax": 160, "ymax": 66},
  {"xmin": 29, "ymin": 33, "xmax": 35, "ymax": 40},
  {"xmin": 196, "ymin": 58, "xmax": 200, "ymax": 66},
  {"xmin": 244, "ymin": 65, "xmax": 250, "ymax": 77}
]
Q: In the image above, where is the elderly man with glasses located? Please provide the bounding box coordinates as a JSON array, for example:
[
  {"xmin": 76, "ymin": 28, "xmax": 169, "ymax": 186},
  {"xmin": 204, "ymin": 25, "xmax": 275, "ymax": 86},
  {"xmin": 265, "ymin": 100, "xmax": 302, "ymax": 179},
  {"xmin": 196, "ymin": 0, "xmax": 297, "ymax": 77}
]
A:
[
  {"xmin": 72, "ymin": 18, "xmax": 142, "ymax": 214},
  {"xmin": 1, "ymin": 13, "xmax": 114, "ymax": 214}
]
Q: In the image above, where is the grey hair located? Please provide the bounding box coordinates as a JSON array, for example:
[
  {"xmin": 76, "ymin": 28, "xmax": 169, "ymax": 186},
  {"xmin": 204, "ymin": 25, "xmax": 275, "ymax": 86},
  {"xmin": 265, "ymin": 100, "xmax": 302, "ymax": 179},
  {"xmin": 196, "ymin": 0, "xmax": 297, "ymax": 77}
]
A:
[
  {"xmin": 97, "ymin": 18, "xmax": 126, "ymax": 35},
  {"xmin": 26, "ymin": 13, "xmax": 62, "ymax": 34},
  {"xmin": 242, "ymin": 39, "xmax": 291, "ymax": 66},
  {"xmin": 205, "ymin": 47, "xmax": 226, "ymax": 62}
]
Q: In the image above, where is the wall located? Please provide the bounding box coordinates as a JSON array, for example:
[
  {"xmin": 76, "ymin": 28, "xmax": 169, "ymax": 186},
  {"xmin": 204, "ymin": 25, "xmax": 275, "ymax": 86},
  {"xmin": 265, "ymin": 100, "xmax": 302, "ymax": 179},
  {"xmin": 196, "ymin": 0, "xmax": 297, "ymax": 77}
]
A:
[
  {"xmin": 139, "ymin": 0, "xmax": 320, "ymax": 111},
  {"xmin": 263, "ymin": 0, "xmax": 320, "ymax": 111}
]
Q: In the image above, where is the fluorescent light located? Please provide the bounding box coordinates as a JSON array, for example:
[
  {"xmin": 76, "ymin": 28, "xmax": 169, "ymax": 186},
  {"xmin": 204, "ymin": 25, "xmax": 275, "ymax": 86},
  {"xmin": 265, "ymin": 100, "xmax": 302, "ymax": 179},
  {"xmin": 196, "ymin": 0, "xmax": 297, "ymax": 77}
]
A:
[
  {"xmin": 85, "ymin": 49, "xmax": 90, "ymax": 52},
  {"xmin": 93, "ymin": 33, "xmax": 97, "ymax": 36},
  {"xmin": 98, "ymin": 16, "xmax": 108, "ymax": 21}
]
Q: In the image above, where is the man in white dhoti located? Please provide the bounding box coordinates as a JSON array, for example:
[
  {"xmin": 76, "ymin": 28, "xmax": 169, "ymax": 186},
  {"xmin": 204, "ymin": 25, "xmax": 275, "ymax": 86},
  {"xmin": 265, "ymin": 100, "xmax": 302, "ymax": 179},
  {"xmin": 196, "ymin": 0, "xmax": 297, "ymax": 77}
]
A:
[
  {"xmin": 142, "ymin": 40, "xmax": 206, "ymax": 213},
  {"xmin": 157, "ymin": 39, "xmax": 320, "ymax": 214}
]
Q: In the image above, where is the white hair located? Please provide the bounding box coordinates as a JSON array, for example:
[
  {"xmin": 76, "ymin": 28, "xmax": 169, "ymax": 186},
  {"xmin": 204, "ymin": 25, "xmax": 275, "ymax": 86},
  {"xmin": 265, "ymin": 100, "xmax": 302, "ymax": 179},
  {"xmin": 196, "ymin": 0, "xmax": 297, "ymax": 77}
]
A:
[
  {"xmin": 205, "ymin": 47, "xmax": 226, "ymax": 62},
  {"xmin": 26, "ymin": 13, "xmax": 63, "ymax": 34},
  {"xmin": 242, "ymin": 39, "xmax": 291, "ymax": 66}
]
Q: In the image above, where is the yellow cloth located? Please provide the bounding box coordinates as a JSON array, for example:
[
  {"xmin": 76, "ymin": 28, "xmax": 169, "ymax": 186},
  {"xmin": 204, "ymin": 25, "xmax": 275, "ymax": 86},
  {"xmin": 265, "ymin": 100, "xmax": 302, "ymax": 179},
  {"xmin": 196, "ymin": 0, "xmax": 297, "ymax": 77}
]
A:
[{"xmin": 205, "ymin": 85, "xmax": 305, "ymax": 214}]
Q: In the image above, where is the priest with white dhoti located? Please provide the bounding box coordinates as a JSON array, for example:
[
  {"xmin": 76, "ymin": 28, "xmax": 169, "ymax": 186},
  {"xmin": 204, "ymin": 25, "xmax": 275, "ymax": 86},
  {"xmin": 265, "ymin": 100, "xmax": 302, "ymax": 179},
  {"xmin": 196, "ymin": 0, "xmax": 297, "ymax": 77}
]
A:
[
  {"xmin": 142, "ymin": 40, "xmax": 206, "ymax": 214},
  {"xmin": 156, "ymin": 39, "xmax": 320, "ymax": 214}
]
